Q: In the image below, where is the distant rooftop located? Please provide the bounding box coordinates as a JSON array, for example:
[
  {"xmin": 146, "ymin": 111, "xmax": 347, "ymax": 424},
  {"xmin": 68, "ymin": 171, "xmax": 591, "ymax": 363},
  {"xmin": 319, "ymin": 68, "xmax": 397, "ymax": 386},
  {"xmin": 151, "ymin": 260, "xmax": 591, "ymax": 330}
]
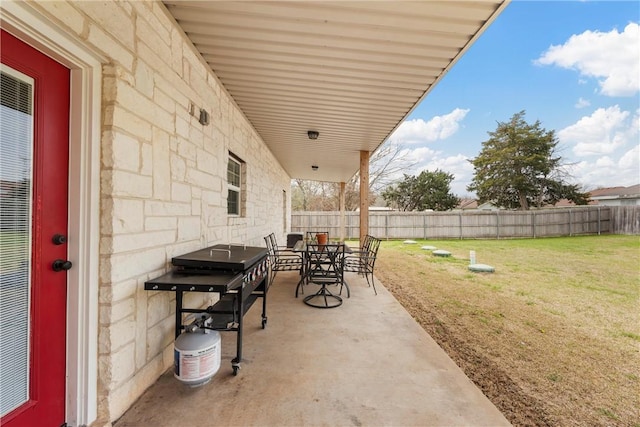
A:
[
  {"xmin": 455, "ymin": 184, "xmax": 640, "ymax": 209},
  {"xmin": 589, "ymin": 184, "xmax": 640, "ymax": 198}
]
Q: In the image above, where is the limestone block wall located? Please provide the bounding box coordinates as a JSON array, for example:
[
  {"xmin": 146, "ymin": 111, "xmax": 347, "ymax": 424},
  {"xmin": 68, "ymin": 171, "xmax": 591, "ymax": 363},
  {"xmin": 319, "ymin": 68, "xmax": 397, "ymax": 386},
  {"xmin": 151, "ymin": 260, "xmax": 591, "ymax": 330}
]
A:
[{"xmin": 30, "ymin": 1, "xmax": 291, "ymax": 425}]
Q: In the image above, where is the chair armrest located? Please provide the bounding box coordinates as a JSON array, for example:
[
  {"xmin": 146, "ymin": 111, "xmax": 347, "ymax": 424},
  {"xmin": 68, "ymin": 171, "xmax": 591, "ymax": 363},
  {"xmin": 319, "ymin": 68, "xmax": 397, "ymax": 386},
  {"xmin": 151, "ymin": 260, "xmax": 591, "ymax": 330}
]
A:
[
  {"xmin": 345, "ymin": 249, "xmax": 367, "ymax": 255},
  {"xmin": 273, "ymin": 248, "xmax": 299, "ymax": 257},
  {"xmin": 343, "ymin": 250, "xmax": 376, "ymax": 265},
  {"xmin": 343, "ymin": 250, "xmax": 368, "ymax": 260},
  {"xmin": 270, "ymin": 252, "xmax": 302, "ymax": 261}
]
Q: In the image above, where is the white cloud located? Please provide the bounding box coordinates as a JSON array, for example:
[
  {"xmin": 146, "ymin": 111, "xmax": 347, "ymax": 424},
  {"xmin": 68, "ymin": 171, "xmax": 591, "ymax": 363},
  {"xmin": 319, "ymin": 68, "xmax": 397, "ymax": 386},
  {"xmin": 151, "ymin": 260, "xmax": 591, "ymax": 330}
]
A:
[
  {"xmin": 618, "ymin": 145, "xmax": 640, "ymax": 171},
  {"xmin": 575, "ymin": 97, "xmax": 590, "ymax": 108},
  {"xmin": 566, "ymin": 147, "xmax": 639, "ymax": 189},
  {"xmin": 398, "ymin": 149, "xmax": 474, "ymax": 196},
  {"xmin": 594, "ymin": 156, "xmax": 616, "ymax": 168},
  {"xmin": 390, "ymin": 108, "xmax": 469, "ymax": 144},
  {"xmin": 422, "ymin": 154, "xmax": 473, "ymax": 175},
  {"xmin": 557, "ymin": 106, "xmax": 634, "ymax": 156},
  {"xmin": 385, "ymin": 108, "xmax": 473, "ymax": 193},
  {"xmin": 423, "ymin": 154, "xmax": 475, "ymax": 195},
  {"xmin": 535, "ymin": 22, "xmax": 640, "ymax": 96},
  {"xmin": 403, "ymin": 146, "xmax": 438, "ymax": 164}
]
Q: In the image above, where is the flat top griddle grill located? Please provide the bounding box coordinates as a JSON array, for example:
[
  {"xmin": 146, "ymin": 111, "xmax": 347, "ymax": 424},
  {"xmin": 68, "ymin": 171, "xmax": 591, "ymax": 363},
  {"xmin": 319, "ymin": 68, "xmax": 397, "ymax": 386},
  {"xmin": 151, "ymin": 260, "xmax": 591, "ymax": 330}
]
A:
[
  {"xmin": 145, "ymin": 243, "xmax": 270, "ymax": 376},
  {"xmin": 172, "ymin": 244, "xmax": 268, "ymax": 272}
]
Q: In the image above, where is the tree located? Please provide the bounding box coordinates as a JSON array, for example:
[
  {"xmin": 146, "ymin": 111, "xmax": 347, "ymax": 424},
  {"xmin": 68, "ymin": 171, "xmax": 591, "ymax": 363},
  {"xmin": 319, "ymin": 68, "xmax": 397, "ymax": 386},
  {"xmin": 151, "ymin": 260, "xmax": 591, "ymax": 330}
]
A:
[
  {"xmin": 381, "ymin": 169, "xmax": 459, "ymax": 211},
  {"xmin": 467, "ymin": 111, "xmax": 589, "ymax": 210}
]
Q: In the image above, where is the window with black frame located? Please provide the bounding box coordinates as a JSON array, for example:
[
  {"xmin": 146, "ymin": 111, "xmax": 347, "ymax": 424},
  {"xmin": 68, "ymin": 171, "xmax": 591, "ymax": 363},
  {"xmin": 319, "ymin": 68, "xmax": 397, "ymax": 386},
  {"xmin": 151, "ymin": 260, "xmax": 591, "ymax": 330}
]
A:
[{"xmin": 227, "ymin": 153, "xmax": 242, "ymax": 215}]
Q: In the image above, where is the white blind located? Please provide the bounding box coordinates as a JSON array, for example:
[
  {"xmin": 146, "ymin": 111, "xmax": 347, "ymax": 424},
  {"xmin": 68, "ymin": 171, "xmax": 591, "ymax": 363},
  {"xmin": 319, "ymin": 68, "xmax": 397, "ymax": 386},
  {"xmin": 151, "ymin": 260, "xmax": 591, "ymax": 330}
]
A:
[{"xmin": 0, "ymin": 68, "xmax": 34, "ymax": 417}]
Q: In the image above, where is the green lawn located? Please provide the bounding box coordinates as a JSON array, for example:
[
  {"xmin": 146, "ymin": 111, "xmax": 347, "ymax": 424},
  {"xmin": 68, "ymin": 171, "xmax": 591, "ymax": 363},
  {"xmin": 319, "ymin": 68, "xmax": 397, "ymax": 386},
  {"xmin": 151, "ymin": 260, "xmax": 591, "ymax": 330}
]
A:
[
  {"xmin": 375, "ymin": 235, "xmax": 639, "ymax": 427},
  {"xmin": 0, "ymin": 231, "xmax": 29, "ymax": 273}
]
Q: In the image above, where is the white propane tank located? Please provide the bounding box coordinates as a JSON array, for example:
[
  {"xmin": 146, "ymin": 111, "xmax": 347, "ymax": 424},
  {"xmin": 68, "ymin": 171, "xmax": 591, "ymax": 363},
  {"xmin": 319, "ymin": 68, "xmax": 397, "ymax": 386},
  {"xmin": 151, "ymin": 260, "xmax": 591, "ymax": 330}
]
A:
[{"xmin": 174, "ymin": 327, "xmax": 221, "ymax": 387}]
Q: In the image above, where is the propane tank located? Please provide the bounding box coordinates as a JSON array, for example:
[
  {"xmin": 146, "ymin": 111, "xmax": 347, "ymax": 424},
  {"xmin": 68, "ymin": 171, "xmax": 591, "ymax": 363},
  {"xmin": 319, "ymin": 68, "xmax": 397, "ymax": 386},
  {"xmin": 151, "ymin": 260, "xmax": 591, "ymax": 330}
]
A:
[{"xmin": 174, "ymin": 316, "xmax": 221, "ymax": 387}]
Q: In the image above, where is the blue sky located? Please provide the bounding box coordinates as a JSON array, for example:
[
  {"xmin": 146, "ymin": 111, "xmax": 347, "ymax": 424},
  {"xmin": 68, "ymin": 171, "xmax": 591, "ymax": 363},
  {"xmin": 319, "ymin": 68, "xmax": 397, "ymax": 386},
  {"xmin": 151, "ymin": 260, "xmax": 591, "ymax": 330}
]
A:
[{"xmin": 387, "ymin": 0, "xmax": 639, "ymax": 197}]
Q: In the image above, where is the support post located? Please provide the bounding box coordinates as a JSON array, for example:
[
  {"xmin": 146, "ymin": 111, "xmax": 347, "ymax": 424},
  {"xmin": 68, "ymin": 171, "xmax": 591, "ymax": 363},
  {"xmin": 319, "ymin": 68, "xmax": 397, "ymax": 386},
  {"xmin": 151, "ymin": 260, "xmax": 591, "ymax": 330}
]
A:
[
  {"xmin": 359, "ymin": 150, "xmax": 370, "ymax": 246},
  {"xmin": 339, "ymin": 182, "xmax": 346, "ymax": 242}
]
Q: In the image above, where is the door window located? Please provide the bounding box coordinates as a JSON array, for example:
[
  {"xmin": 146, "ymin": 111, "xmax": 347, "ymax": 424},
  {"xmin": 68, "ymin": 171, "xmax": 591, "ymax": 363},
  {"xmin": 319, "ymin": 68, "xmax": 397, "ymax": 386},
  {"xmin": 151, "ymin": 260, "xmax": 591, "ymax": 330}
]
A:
[{"xmin": 0, "ymin": 66, "xmax": 34, "ymax": 417}]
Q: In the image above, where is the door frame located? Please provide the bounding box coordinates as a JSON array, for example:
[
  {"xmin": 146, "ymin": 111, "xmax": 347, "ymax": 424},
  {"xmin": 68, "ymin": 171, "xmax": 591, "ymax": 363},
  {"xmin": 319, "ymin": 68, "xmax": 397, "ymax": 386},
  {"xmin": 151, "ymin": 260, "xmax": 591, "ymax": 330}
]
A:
[{"xmin": 1, "ymin": 3, "xmax": 103, "ymax": 425}]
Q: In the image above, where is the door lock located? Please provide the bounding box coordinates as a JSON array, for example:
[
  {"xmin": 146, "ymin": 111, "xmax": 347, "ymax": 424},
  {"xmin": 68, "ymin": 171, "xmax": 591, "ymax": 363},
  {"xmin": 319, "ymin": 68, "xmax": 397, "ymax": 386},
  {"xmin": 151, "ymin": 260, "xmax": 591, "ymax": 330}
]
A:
[
  {"xmin": 52, "ymin": 234, "xmax": 67, "ymax": 245},
  {"xmin": 52, "ymin": 259, "xmax": 73, "ymax": 272}
]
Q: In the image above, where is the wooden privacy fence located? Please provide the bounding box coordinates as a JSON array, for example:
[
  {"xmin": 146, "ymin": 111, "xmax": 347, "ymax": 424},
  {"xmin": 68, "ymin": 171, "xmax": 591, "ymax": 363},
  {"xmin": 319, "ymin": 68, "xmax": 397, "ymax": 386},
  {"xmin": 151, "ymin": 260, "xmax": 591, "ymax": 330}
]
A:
[
  {"xmin": 292, "ymin": 206, "xmax": 639, "ymax": 239},
  {"xmin": 609, "ymin": 205, "xmax": 640, "ymax": 235}
]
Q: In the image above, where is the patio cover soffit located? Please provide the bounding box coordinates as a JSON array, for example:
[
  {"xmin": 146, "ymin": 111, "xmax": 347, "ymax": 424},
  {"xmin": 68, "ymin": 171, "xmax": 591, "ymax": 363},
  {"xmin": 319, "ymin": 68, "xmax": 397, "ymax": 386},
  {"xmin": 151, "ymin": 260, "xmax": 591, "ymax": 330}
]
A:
[{"xmin": 163, "ymin": 1, "xmax": 509, "ymax": 183}]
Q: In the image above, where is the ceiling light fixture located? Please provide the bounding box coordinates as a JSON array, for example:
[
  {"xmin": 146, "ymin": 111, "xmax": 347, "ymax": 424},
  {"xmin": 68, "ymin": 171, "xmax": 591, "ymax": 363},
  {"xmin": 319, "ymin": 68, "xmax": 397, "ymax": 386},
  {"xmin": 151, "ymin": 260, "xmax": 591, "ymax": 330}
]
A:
[
  {"xmin": 311, "ymin": 165, "xmax": 319, "ymax": 171},
  {"xmin": 307, "ymin": 130, "xmax": 319, "ymax": 140}
]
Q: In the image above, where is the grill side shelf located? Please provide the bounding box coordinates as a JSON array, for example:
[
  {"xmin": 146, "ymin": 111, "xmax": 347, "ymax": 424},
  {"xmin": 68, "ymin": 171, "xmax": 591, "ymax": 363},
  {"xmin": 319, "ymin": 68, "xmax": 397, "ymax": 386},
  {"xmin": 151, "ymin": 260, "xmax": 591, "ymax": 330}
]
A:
[{"xmin": 144, "ymin": 271, "xmax": 243, "ymax": 293}]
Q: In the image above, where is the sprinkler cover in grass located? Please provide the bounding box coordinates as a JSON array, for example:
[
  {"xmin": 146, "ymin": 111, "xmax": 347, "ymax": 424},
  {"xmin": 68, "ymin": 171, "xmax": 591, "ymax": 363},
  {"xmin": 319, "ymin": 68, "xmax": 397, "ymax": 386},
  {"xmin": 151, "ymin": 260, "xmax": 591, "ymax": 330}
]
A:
[
  {"xmin": 469, "ymin": 263, "xmax": 495, "ymax": 273},
  {"xmin": 432, "ymin": 250, "xmax": 451, "ymax": 257}
]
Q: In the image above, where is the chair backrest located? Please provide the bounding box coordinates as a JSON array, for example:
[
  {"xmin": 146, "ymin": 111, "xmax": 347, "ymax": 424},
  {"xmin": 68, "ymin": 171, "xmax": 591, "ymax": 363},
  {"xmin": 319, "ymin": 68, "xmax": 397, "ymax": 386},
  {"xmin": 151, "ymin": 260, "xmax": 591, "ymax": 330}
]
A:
[
  {"xmin": 361, "ymin": 234, "xmax": 374, "ymax": 251},
  {"xmin": 305, "ymin": 242, "xmax": 344, "ymax": 283},
  {"xmin": 264, "ymin": 234, "xmax": 276, "ymax": 256},
  {"xmin": 366, "ymin": 237, "xmax": 381, "ymax": 268},
  {"xmin": 264, "ymin": 233, "xmax": 281, "ymax": 258}
]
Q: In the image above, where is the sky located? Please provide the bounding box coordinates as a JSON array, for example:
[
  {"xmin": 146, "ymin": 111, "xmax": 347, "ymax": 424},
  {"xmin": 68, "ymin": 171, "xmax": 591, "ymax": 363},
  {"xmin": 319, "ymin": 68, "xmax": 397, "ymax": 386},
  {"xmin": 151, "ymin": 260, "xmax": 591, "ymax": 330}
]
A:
[{"xmin": 386, "ymin": 0, "xmax": 639, "ymax": 197}]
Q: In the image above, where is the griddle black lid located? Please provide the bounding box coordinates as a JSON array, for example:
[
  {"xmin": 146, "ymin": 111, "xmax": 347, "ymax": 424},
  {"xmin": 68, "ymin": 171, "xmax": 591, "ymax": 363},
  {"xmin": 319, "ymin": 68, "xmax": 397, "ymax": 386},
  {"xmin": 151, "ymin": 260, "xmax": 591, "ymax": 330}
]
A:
[{"xmin": 172, "ymin": 244, "xmax": 267, "ymax": 271}]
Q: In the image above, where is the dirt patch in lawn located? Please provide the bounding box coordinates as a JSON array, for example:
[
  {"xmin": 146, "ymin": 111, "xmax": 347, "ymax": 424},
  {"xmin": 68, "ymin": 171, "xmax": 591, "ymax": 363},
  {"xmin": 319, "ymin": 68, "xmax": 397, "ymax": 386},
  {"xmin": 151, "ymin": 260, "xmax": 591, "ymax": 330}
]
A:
[
  {"xmin": 384, "ymin": 280, "xmax": 553, "ymax": 427},
  {"xmin": 375, "ymin": 236, "xmax": 640, "ymax": 427}
]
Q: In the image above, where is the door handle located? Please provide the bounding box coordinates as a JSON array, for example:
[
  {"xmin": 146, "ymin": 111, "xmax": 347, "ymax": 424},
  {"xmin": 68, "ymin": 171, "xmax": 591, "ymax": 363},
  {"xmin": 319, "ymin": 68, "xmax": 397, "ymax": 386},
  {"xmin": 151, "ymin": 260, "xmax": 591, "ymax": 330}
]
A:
[{"xmin": 52, "ymin": 259, "xmax": 73, "ymax": 272}]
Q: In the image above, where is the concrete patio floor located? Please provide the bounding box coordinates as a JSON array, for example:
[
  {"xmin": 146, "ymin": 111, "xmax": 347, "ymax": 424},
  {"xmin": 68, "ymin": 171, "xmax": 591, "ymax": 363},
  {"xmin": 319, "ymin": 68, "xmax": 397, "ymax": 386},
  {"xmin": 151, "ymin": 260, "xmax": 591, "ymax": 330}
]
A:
[{"xmin": 114, "ymin": 270, "xmax": 510, "ymax": 427}]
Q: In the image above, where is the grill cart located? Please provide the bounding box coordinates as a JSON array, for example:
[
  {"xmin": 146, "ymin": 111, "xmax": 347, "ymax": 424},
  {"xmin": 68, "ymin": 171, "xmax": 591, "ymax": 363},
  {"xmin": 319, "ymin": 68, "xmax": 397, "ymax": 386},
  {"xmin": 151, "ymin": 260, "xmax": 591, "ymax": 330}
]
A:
[{"xmin": 145, "ymin": 244, "xmax": 269, "ymax": 377}]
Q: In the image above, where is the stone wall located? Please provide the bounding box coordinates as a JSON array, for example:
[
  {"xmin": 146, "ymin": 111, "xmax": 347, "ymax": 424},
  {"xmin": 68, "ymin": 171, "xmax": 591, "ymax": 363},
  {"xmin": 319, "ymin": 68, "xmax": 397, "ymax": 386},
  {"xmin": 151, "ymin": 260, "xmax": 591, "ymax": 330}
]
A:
[{"xmin": 31, "ymin": 1, "xmax": 291, "ymax": 424}]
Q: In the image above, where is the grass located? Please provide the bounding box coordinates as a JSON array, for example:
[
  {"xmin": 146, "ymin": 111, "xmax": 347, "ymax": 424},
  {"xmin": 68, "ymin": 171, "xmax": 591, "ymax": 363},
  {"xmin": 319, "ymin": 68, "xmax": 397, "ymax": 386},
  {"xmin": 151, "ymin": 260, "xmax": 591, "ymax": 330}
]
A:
[
  {"xmin": 375, "ymin": 235, "xmax": 639, "ymax": 427},
  {"xmin": 0, "ymin": 231, "xmax": 28, "ymax": 273}
]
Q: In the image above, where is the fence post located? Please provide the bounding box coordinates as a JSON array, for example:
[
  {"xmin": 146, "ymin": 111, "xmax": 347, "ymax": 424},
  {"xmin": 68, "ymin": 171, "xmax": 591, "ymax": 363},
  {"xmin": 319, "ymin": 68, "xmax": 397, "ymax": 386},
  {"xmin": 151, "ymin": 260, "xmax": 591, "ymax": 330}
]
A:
[
  {"xmin": 569, "ymin": 208, "xmax": 573, "ymax": 237},
  {"xmin": 532, "ymin": 211, "xmax": 536, "ymax": 238},
  {"xmin": 424, "ymin": 214, "xmax": 427, "ymax": 240},
  {"xmin": 496, "ymin": 210, "xmax": 500, "ymax": 239},
  {"xmin": 597, "ymin": 206, "xmax": 601, "ymax": 235},
  {"xmin": 384, "ymin": 213, "xmax": 388, "ymax": 239}
]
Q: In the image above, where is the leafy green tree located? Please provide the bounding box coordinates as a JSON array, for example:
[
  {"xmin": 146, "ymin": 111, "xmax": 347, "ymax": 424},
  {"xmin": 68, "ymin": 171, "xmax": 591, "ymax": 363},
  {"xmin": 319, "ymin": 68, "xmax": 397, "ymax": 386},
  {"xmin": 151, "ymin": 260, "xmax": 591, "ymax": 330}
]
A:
[
  {"xmin": 382, "ymin": 169, "xmax": 459, "ymax": 211},
  {"xmin": 467, "ymin": 111, "xmax": 589, "ymax": 210}
]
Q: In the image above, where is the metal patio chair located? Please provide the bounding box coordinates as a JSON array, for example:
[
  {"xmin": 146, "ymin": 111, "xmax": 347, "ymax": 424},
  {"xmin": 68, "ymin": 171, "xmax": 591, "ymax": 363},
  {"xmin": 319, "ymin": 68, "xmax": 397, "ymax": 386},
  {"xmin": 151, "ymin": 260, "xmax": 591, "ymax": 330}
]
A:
[
  {"xmin": 342, "ymin": 235, "xmax": 381, "ymax": 295},
  {"xmin": 300, "ymin": 242, "xmax": 345, "ymax": 308},
  {"xmin": 264, "ymin": 233, "xmax": 303, "ymax": 287}
]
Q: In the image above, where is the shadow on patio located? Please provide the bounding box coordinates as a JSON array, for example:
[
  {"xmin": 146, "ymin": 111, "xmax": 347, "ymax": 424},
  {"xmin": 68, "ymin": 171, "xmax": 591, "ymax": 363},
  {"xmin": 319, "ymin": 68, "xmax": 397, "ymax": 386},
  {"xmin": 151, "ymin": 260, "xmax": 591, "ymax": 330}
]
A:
[{"xmin": 115, "ymin": 270, "xmax": 510, "ymax": 426}]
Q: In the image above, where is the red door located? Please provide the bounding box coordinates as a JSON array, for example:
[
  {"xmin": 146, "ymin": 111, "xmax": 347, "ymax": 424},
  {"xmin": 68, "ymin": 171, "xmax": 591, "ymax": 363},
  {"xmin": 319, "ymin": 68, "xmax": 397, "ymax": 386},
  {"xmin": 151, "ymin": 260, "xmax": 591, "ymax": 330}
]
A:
[{"xmin": 1, "ymin": 30, "xmax": 70, "ymax": 426}]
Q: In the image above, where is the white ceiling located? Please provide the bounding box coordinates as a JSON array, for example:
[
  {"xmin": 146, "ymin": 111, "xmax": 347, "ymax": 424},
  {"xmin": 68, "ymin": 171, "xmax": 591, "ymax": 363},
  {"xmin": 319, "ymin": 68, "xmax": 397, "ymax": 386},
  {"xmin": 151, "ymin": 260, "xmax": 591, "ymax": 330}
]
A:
[{"xmin": 163, "ymin": 1, "xmax": 508, "ymax": 183}]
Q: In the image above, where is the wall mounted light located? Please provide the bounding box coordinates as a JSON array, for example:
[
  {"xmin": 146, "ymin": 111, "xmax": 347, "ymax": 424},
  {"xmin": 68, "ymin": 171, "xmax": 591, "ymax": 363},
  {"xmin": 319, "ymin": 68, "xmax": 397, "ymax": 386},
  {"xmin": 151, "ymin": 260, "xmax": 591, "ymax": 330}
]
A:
[
  {"xmin": 311, "ymin": 165, "xmax": 319, "ymax": 171},
  {"xmin": 199, "ymin": 109, "xmax": 210, "ymax": 126},
  {"xmin": 307, "ymin": 130, "xmax": 319, "ymax": 140}
]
